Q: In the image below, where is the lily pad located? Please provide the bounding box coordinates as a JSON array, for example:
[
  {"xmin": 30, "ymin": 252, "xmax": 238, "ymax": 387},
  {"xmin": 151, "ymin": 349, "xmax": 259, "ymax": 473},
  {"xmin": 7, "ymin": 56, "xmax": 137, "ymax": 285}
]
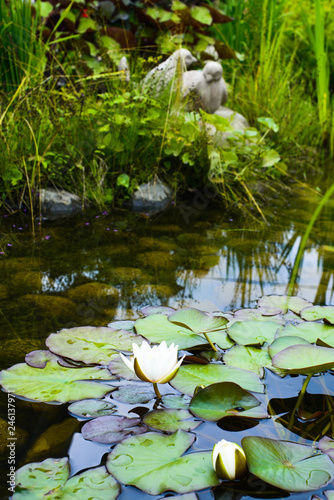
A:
[
  {"xmin": 170, "ymin": 364, "xmax": 264, "ymax": 396},
  {"xmin": 13, "ymin": 459, "xmax": 120, "ymax": 499},
  {"xmin": 25, "ymin": 350, "xmax": 70, "ymax": 368},
  {"xmin": 258, "ymin": 295, "xmax": 313, "ymax": 314},
  {"xmin": 141, "ymin": 305, "xmax": 176, "ymax": 316},
  {"xmin": 68, "ymin": 399, "xmax": 116, "ymax": 419},
  {"xmin": 109, "ymin": 355, "xmax": 140, "ymax": 381},
  {"xmin": 169, "ymin": 308, "xmax": 228, "ymax": 333},
  {"xmin": 319, "ymin": 437, "xmax": 334, "ymax": 461},
  {"xmin": 278, "ymin": 322, "xmax": 334, "ymax": 344},
  {"xmin": 143, "ymin": 409, "xmax": 201, "ymax": 433},
  {"xmin": 242, "ymin": 436, "xmax": 334, "ymax": 492},
  {"xmin": 272, "ymin": 344, "xmax": 334, "ymax": 374},
  {"xmin": 234, "ymin": 308, "xmax": 284, "ymax": 323},
  {"xmin": 112, "ymin": 384, "xmax": 155, "ymax": 404},
  {"xmin": 189, "ymin": 382, "xmax": 266, "ymax": 421},
  {"xmin": 107, "ymin": 430, "xmax": 220, "ymax": 495},
  {"xmin": 81, "ymin": 415, "xmax": 147, "ymax": 444},
  {"xmin": 300, "ymin": 305, "xmax": 334, "ymax": 323},
  {"xmin": 107, "ymin": 320, "xmax": 135, "ymax": 331},
  {"xmin": 223, "ymin": 345, "xmax": 273, "ymax": 378},
  {"xmin": 268, "ymin": 336, "xmax": 311, "ymax": 358},
  {"xmin": 135, "ymin": 314, "xmax": 208, "ymax": 349},
  {"xmin": 0, "ymin": 361, "xmax": 115, "ymax": 403},
  {"xmin": 227, "ymin": 320, "xmax": 281, "ymax": 345},
  {"xmin": 161, "ymin": 394, "xmax": 192, "ymax": 410},
  {"xmin": 46, "ymin": 326, "xmax": 146, "ymax": 365}
]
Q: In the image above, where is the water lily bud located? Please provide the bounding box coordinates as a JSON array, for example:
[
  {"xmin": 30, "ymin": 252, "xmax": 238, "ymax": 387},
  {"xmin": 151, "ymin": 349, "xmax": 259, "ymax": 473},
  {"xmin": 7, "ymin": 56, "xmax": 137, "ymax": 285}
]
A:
[
  {"xmin": 194, "ymin": 385, "xmax": 205, "ymax": 394},
  {"xmin": 120, "ymin": 341, "xmax": 185, "ymax": 384},
  {"xmin": 212, "ymin": 439, "xmax": 247, "ymax": 480}
]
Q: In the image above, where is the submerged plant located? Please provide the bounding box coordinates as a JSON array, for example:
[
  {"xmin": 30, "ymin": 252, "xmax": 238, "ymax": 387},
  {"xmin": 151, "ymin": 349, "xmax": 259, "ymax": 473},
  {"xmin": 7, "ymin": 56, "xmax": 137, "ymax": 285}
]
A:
[{"xmin": 120, "ymin": 341, "xmax": 185, "ymax": 399}]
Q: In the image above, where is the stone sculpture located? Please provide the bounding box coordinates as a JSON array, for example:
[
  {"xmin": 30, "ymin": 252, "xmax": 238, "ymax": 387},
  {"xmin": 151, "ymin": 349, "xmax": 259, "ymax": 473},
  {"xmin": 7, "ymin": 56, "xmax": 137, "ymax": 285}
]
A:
[
  {"xmin": 181, "ymin": 61, "xmax": 228, "ymax": 114},
  {"xmin": 118, "ymin": 56, "xmax": 130, "ymax": 83},
  {"xmin": 141, "ymin": 48, "xmax": 197, "ymax": 96}
]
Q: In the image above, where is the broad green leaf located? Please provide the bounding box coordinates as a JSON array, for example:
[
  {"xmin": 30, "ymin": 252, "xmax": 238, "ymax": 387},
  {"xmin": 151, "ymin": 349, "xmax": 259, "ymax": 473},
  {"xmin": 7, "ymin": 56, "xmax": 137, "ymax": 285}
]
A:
[
  {"xmin": 109, "ymin": 355, "xmax": 140, "ymax": 381},
  {"xmin": 161, "ymin": 394, "xmax": 191, "ymax": 409},
  {"xmin": 268, "ymin": 336, "xmax": 311, "ymax": 358},
  {"xmin": 319, "ymin": 437, "xmax": 334, "ymax": 461},
  {"xmin": 227, "ymin": 320, "xmax": 281, "ymax": 345},
  {"xmin": 242, "ymin": 437, "xmax": 334, "ymax": 492},
  {"xmin": 172, "ymin": 0, "xmax": 187, "ymax": 10},
  {"xmin": 107, "ymin": 320, "xmax": 135, "ymax": 331},
  {"xmin": 223, "ymin": 345, "xmax": 273, "ymax": 377},
  {"xmin": 258, "ymin": 295, "xmax": 312, "ymax": 314},
  {"xmin": 13, "ymin": 460, "xmax": 119, "ymax": 499},
  {"xmin": 81, "ymin": 415, "xmax": 146, "ymax": 443},
  {"xmin": 77, "ymin": 17, "xmax": 97, "ymax": 34},
  {"xmin": 134, "ymin": 314, "xmax": 207, "ymax": 349},
  {"xmin": 300, "ymin": 305, "xmax": 334, "ymax": 324},
  {"xmin": 189, "ymin": 382, "xmax": 266, "ymax": 421},
  {"xmin": 0, "ymin": 362, "xmax": 114, "ymax": 403},
  {"xmin": 233, "ymin": 307, "xmax": 284, "ymax": 322},
  {"xmin": 272, "ymin": 344, "xmax": 334, "ymax": 374},
  {"xmin": 169, "ymin": 308, "xmax": 228, "ymax": 333},
  {"xmin": 277, "ymin": 322, "xmax": 333, "ymax": 343},
  {"xmin": 117, "ymin": 173, "xmax": 130, "ymax": 188},
  {"xmin": 112, "ymin": 384, "xmax": 155, "ymax": 404},
  {"xmin": 141, "ymin": 305, "xmax": 175, "ymax": 316},
  {"xmin": 143, "ymin": 409, "xmax": 201, "ymax": 433},
  {"xmin": 257, "ymin": 117, "xmax": 279, "ymax": 132},
  {"xmin": 170, "ymin": 364, "xmax": 264, "ymax": 395},
  {"xmin": 40, "ymin": 2, "xmax": 53, "ymax": 17},
  {"xmin": 107, "ymin": 430, "xmax": 219, "ymax": 495},
  {"xmin": 68, "ymin": 399, "xmax": 116, "ymax": 419},
  {"xmin": 262, "ymin": 149, "xmax": 280, "ymax": 167},
  {"xmin": 46, "ymin": 327, "xmax": 145, "ymax": 365},
  {"xmin": 190, "ymin": 6, "xmax": 212, "ymax": 25}
]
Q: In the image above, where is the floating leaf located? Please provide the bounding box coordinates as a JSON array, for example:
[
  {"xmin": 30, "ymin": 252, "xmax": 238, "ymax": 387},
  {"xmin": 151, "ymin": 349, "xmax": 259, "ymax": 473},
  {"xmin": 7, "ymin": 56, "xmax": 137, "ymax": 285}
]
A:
[
  {"xmin": 227, "ymin": 320, "xmax": 281, "ymax": 345},
  {"xmin": 189, "ymin": 382, "xmax": 266, "ymax": 421},
  {"xmin": 161, "ymin": 394, "xmax": 192, "ymax": 409},
  {"xmin": 278, "ymin": 322, "xmax": 333, "ymax": 343},
  {"xmin": 233, "ymin": 307, "xmax": 284, "ymax": 322},
  {"xmin": 0, "ymin": 361, "xmax": 114, "ymax": 403},
  {"xmin": 258, "ymin": 295, "xmax": 312, "ymax": 314},
  {"xmin": 68, "ymin": 399, "xmax": 116, "ymax": 419},
  {"xmin": 242, "ymin": 436, "xmax": 334, "ymax": 492},
  {"xmin": 25, "ymin": 350, "xmax": 67, "ymax": 368},
  {"xmin": 112, "ymin": 384, "xmax": 155, "ymax": 404},
  {"xmin": 13, "ymin": 459, "xmax": 119, "ymax": 499},
  {"xmin": 109, "ymin": 355, "xmax": 140, "ymax": 380},
  {"xmin": 268, "ymin": 336, "xmax": 311, "ymax": 358},
  {"xmin": 46, "ymin": 326, "xmax": 145, "ymax": 365},
  {"xmin": 143, "ymin": 409, "xmax": 201, "ymax": 433},
  {"xmin": 223, "ymin": 345, "xmax": 273, "ymax": 377},
  {"xmin": 135, "ymin": 314, "xmax": 207, "ymax": 349},
  {"xmin": 272, "ymin": 344, "xmax": 334, "ymax": 374},
  {"xmin": 81, "ymin": 415, "xmax": 147, "ymax": 444},
  {"xmin": 318, "ymin": 437, "xmax": 334, "ymax": 461},
  {"xmin": 141, "ymin": 305, "xmax": 175, "ymax": 316},
  {"xmin": 107, "ymin": 430, "xmax": 219, "ymax": 495},
  {"xmin": 107, "ymin": 320, "xmax": 135, "ymax": 331},
  {"xmin": 169, "ymin": 308, "xmax": 228, "ymax": 333},
  {"xmin": 300, "ymin": 305, "xmax": 334, "ymax": 324},
  {"xmin": 170, "ymin": 364, "xmax": 264, "ymax": 396}
]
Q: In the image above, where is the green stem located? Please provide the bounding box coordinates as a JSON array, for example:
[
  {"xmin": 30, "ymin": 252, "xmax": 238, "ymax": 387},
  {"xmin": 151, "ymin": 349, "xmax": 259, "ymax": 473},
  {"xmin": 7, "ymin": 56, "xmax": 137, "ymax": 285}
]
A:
[
  {"xmin": 153, "ymin": 382, "xmax": 162, "ymax": 400},
  {"xmin": 288, "ymin": 373, "xmax": 312, "ymax": 430},
  {"xmin": 204, "ymin": 332, "xmax": 218, "ymax": 352}
]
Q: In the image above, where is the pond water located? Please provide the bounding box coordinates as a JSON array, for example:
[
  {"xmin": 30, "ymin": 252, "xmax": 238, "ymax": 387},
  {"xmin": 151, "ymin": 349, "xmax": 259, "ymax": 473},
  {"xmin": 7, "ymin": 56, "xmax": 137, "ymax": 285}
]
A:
[{"xmin": 0, "ymin": 185, "xmax": 333, "ymax": 499}]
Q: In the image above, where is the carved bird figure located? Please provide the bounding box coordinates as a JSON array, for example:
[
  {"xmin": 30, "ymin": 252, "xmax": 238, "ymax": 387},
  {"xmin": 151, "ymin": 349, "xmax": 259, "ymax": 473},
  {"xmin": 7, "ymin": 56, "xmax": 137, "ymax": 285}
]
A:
[
  {"xmin": 141, "ymin": 48, "xmax": 197, "ymax": 96},
  {"xmin": 182, "ymin": 61, "xmax": 228, "ymax": 114}
]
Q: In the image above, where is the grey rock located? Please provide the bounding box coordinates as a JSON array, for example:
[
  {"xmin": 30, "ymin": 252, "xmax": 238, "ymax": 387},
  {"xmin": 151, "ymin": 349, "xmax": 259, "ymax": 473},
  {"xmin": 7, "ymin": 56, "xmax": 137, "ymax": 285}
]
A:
[
  {"xmin": 39, "ymin": 188, "xmax": 82, "ymax": 219},
  {"xmin": 132, "ymin": 179, "xmax": 173, "ymax": 212}
]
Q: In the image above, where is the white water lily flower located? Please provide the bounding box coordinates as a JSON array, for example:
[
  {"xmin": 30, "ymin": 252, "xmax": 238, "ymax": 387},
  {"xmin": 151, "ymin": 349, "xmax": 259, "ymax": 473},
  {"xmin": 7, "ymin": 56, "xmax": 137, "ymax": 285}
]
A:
[
  {"xmin": 120, "ymin": 341, "xmax": 185, "ymax": 384},
  {"xmin": 212, "ymin": 439, "xmax": 247, "ymax": 480}
]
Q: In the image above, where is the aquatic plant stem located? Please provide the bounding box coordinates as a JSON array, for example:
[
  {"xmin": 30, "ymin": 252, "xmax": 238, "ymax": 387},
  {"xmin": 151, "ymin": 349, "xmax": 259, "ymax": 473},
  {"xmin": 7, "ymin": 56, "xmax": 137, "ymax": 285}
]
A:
[
  {"xmin": 204, "ymin": 333, "xmax": 218, "ymax": 352},
  {"xmin": 288, "ymin": 373, "xmax": 312, "ymax": 430},
  {"xmin": 153, "ymin": 383, "xmax": 162, "ymax": 400},
  {"xmin": 286, "ymin": 182, "xmax": 334, "ymax": 295}
]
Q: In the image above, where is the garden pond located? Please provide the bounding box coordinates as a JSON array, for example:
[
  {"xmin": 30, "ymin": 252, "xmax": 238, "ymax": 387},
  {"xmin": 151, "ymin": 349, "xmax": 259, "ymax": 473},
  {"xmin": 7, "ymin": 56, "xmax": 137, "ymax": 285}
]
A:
[{"xmin": 0, "ymin": 185, "xmax": 334, "ymax": 499}]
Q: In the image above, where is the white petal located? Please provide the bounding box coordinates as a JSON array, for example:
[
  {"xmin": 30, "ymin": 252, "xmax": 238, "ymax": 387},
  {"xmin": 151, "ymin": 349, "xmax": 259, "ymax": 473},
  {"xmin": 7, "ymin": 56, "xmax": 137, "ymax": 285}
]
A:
[{"xmin": 119, "ymin": 353, "xmax": 135, "ymax": 373}]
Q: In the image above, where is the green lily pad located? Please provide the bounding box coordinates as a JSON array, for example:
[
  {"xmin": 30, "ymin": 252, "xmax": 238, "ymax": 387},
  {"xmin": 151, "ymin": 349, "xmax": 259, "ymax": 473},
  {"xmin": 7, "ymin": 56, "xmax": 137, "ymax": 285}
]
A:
[
  {"xmin": 161, "ymin": 394, "xmax": 192, "ymax": 409},
  {"xmin": 13, "ymin": 459, "xmax": 120, "ymax": 499},
  {"xmin": 135, "ymin": 314, "xmax": 208, "ymax": 349},
  {"xmin": 46, "ymin": 326, "xmax": 145, "ymax": 365},
  {"xmin": 258, "ymin": 295, "xmax": 313, "ymax": 314},
  {"xmin": 242, "ymin": 436, "xmax": 334, "ymax": 492},
  {"xmin": 112, "ymin": 384, "xmax": 155, "ymax": 404},
  {"xmin": 227, "ymin": 320, "xmax": 281, "ymax": 346},
  {"xmin": 318, "ymin": 437, "xmax": 334, "ymax": 461},
  {"xmin": 234, "ymin": 308, "xmax": 284, "ymax": 324},
  {"xmin": 107, "ymin": 430, "xmax": 220, "ymax": 495},
  {"xmin": 272, "ymin": 344, "xmax": 334, "ymax": 374},
  {"xmin": 143, "ymin": 409, "xmax": 201, "ymax": 433},
  {"xmin": 300, "ymin": 305, "xmax": 334, "ymax": 324},
  {"xmin": 107, "ymin": 320, "xmax": 135, "ymax": 331},
  {"xmin": 278, "ymin": 322, "xmax": 334, "ymax": 343},
  {"xmin": 268, "ymin": 336, "xmax": 311, "ymax": 358},
  {"xmin": 169, "ymin": 308, "xmax": 228, "ymax": 333},
  {"xmin": 68, "ymin": 399, "xmax": 116, "ymax": 419},
  {"xmin": 25, "ymin": 350, "xmax": 71, "ymax": 368},
  {"xmin": 189, "ymin": 382, "xmax": 267, "ymax": 421},
  {"xmin": 170, "ymin": 364, "xmax": 264, "ymax": 396},
  {"xmin": 82, "ymin": 415, "xmax": 147, "ymax": 443},
  {"xmin": 223, "ymin": 345, "xmax": 273, "ymax": 377},
  {"xmin": 141, "ymin": 305, "xmax": 175, "ymax": 316},
  {"xmin": 108, "ymin": 355, "xmax": 140, "ymax": 381},
  {"xmin": 0, "ymin": 361, "xmax": 115, "ymax": 403}
]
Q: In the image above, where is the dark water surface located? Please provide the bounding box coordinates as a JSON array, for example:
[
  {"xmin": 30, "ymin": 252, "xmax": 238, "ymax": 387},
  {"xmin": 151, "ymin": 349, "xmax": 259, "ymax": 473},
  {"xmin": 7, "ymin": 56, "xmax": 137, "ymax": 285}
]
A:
[{"xmin": 0, "ymin": 185, "xmax": 334, "ymax": 498}]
